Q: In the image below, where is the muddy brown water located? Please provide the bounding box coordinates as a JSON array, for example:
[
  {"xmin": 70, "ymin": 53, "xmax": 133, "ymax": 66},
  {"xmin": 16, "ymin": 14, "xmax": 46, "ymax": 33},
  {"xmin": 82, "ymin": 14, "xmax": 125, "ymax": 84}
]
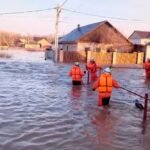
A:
[{"xmin": 0, "ymin": 49, "xmax": 150, "ymax": 150}]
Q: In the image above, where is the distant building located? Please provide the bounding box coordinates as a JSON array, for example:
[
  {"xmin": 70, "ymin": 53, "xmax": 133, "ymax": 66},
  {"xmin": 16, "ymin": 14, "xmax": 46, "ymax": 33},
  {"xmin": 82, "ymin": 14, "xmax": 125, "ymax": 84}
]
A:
[
  {"xmin": 17, "ymin": 37, "xmax": 51, "ymax": 50},
  {"xmin": 129, "ymin": 30, "xmax": 150, "ymax": 61},
  {"xmin": 24, "ymin": 42, "xmax": 40, "ymax": 49},
  {"xmin": 19, "ymin": 38, "xmax": 28, "ymax": 44},
  {"xmin": 129, "ymin": 30, "xmax": 150, "ymax": 45},
  {"xmin": 37, "ymin": 39, "xmax": 51, "ymax": 48},
  {"xmin": 0, "ymin": 39, "xmax": 9, "ymax": 50},
  {"xmin": 17, "ymin": 38, "xmax": 27, "ymax": 47},
  {"xmin": 59, "ymin": 20, "xmax": 133, "ymax": 52}
]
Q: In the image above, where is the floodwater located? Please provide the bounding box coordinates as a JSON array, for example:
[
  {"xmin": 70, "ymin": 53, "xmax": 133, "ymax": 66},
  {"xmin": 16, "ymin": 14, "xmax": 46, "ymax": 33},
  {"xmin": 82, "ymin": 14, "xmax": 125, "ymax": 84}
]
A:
[{"xmin": 0, "ymin": 49, "xmax": 150, "ymax": 150}]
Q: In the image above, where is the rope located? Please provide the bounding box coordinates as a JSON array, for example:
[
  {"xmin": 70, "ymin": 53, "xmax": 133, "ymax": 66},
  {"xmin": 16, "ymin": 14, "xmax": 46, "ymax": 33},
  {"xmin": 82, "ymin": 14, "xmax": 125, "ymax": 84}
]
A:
[{"xmin": 120, "ymin": 87, "xmax": 150, "ymax": 101}]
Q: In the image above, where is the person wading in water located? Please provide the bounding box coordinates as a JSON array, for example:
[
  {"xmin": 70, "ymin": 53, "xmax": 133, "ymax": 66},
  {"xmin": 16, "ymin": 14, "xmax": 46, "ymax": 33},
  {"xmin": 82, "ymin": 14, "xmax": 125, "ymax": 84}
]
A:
[
  {"xmin": 69, "ymin": 62, "xmax": 85, "ymax": 86},
  {"xmin": 92, "ymin": 67, "xmax": 120, "ymax": 107},
  {"xmin": 86, "ymin": 58, "xmax": 102, "ymax": 83}
]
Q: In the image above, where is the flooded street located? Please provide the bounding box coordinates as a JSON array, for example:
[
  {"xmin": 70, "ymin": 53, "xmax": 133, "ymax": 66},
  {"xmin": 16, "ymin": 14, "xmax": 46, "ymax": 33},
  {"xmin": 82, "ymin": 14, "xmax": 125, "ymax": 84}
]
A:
[{"xmin": 0, "ymin": 49, "xmax": 150, "ymax": 150}]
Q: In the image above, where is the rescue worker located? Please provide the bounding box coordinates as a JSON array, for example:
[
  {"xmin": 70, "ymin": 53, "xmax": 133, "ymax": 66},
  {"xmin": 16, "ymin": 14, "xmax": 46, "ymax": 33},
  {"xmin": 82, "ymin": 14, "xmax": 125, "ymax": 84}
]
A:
[
  {"xmin": 143, "ymin": 58, "xmax": 150, "ymax": 79},
  {"xmin": 92, "ymin": 67, "xmax": 120, "ymax": 107},
  {"xmin": 69, "ymin": 62, "xmax": 85, "ymax": 86},
  {"xmin": 86, "ymin": 58, "xmax": 102, "ymax": 82}
]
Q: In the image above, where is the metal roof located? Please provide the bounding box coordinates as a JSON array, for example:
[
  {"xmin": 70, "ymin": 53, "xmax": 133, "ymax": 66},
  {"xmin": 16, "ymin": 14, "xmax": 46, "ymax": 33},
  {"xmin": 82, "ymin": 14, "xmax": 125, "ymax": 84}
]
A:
[
  {"xmin": 129, "ymin": 30, "xmax": 150, "ymax": 39},
  {"xmin": 59, "ymin": 21, "xmax": 107, "ymax": 44}
]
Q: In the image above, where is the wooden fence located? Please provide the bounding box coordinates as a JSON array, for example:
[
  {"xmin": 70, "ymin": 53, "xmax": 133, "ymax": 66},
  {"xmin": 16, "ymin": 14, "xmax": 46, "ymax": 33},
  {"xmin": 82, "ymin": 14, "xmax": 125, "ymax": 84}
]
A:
[
  {"xmin": 59, "ymin": 50, "xmax": 144, "ymax": 65},
  {"xmin": 113, "ymin": 52, "xmax": 137, "ymax": 64},
  {"xmin": 59, "ymin": 50, "xmax": 86, "ymax": 63},
  {"xmin": 88, "ymin": 51, "xmax": 112, "ymax": 64}
]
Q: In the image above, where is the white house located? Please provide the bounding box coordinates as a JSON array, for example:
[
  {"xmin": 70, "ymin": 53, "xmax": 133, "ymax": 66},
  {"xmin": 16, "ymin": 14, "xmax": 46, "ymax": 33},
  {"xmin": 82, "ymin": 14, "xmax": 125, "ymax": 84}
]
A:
[
  {"xmin": 129, "ymin": 30, "xmax": 150, "ymax": 45},
  {"xmin": 129, "ymin": 31, "xmax": 150, "ymax": 60}
]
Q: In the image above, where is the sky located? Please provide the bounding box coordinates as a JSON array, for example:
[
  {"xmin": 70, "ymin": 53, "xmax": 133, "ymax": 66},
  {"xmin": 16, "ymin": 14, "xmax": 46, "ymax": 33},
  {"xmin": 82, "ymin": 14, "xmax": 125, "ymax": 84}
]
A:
[{"xmin": 0, "ymin": 0, "xmax": 149, "ymax": 37}]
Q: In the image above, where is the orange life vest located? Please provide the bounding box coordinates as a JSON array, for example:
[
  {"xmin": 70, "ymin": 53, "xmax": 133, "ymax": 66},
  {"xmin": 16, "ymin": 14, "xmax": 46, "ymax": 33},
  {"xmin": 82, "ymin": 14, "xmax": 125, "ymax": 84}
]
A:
[
  {"xmin": 98, "ymin": 73, "xmax": 113, "ymax": 93},
  {"xmin": 87, "ymin": 63, "xmax": 97, "ymax": 73},
  {"xmin": 69, "ymin": 66, "xmax": 84, "ymax": 81}
]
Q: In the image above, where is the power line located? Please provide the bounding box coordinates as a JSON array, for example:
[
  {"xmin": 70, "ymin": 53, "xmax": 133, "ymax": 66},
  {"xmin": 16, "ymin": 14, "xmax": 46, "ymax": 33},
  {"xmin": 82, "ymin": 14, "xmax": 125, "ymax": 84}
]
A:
[
  {"xmin": 61, "ymin": 0, "xmax": 69, "ymax": 7},
  {"xmin": 0, "ymin": 8, "xmax": 55, "ymax": 16},
  {"xmin": 0, "ymin": 6, "xmax": 144, "ymax": 22},
  {"xmin": 62, "ymin": 8, "xmax": 144, "ymax": 22}
]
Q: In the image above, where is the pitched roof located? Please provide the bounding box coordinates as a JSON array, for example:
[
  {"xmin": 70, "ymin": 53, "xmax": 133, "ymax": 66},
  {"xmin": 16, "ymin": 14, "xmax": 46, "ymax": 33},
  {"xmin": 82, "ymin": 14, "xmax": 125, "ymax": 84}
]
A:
[
  {"xmin": 33, "ymin": 37, "xmax": 43, "ymax": 41},
  {"xmin": 20, "ymin": 38, "xmax": 27, "ymax": 43},
  {"xmin": 37, "ymin": 39, "xmax": 50, "ymax": 45},
  {"xmin": 0, "ymin": 40, "xmax": 8, "ymax": 46},
  {"xmin": 59, "ymin": 21, "xmax": 107, "ymax": 44},
  {"xmin": 129, "ymin": 30, "xmax": 150, "ymax": 39}
]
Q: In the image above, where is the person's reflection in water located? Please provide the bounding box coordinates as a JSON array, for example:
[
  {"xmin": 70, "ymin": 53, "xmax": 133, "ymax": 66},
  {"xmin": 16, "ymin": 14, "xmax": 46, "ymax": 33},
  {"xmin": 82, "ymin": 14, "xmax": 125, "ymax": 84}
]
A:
[
  {"xmin": 90, "ymin": 107, "xmax": 117, "ymax": 145},
  {"xmin": 69, "ymin": 85, "xmax": 83, "ymax": 111},
  {"xmin": 71, "ymin": 85, "xmax": 83, "ymax": 100}
]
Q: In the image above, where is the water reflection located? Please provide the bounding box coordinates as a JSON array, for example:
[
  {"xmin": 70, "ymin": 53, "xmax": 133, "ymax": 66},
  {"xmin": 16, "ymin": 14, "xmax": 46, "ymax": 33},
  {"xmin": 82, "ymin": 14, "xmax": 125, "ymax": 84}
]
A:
[
  {"xmin": 70, "ymin": 85, "xmax": 83, "ymax": 100},
  {"xmin": 144, "ymin": 78, "xmax": 150, "ymax": 89},
  {"xmin": 91, "ymin": 107, "xmax": 117, "ymax": 145}
]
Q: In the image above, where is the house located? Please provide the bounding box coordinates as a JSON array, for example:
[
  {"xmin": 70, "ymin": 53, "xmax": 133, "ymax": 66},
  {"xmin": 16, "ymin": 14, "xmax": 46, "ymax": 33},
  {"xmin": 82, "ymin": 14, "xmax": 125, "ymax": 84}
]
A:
[
  {"xmin": 37, "ymin": 39, "xmax": 51, "ymax": 48},
  {"xmin": 17, "ymin": 37, "xmax": 50, "ymax": 50},
  {"xmin": 19, "ymin": 38, "xmax": 28, "ymax": 44},
  {"xmin": 17, "ymin": 38, "xmax": 40, "ymax": 49},
  {"xmin": 59, "ymin": 20, "xmax": 133, "ymax": 52},
  {"xmin": 24, "ymin": 42, "xmax": 41, "ymax": 49},
  {"xmin": 129, "ymin": 30, "xmax": 150, "ymax": 45},
  {"xmin": 17, "ymin": 38, "xmax": 28, "ymax": 47},
  {"xmin": 129, "ymin": 31, "xmax": 150, "ymax": 60},
  {"xmin": 0, "ymin": 39, "xmax": 9, "ymax": 50}
]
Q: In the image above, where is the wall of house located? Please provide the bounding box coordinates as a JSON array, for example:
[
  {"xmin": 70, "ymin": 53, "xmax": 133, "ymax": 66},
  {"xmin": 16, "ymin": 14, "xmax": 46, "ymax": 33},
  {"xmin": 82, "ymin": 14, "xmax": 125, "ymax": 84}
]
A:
[
  {"xmin": 141, "ymin": 39, "xmax": 150, "ymax": 45},
  {"xmin": 77, "ymin": 42, "xmax": 114, "ymax": 52},
  {"xmin": 25, "ymin": 44, "xmax": 40, "ymax": 49},
  {"xmin": 58, "ymin": 44, "xmax": 77, "ymax": 51},
  {"xmin": 131, "ymin": 38, "xmax": 150, "ymax": 45}
]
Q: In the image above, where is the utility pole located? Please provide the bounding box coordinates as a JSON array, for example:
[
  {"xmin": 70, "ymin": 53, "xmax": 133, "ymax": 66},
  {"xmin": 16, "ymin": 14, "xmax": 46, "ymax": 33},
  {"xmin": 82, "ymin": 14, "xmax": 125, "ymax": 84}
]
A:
[{"xmin": 54, "ymin": 4, "xmax": 61, "ymax": 62}]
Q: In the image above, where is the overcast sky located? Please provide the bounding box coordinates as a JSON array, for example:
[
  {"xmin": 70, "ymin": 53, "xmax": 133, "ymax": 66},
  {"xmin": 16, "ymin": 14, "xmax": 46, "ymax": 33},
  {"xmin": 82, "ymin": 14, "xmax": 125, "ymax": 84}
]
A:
[{"xmin": 0, "ymin": 0, "xmax": 149, "ymax": 37}]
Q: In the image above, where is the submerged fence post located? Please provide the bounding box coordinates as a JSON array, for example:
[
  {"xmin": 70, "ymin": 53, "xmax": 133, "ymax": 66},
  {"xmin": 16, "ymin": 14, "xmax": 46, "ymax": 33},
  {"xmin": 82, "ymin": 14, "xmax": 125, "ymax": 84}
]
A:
[
  {"xmin": 143, "ymin": 93, "xmax": 148, "ymax": 122},
  {"xmin": 85, "ymin": 49, "xmax": 90, "ymax": 84}
]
